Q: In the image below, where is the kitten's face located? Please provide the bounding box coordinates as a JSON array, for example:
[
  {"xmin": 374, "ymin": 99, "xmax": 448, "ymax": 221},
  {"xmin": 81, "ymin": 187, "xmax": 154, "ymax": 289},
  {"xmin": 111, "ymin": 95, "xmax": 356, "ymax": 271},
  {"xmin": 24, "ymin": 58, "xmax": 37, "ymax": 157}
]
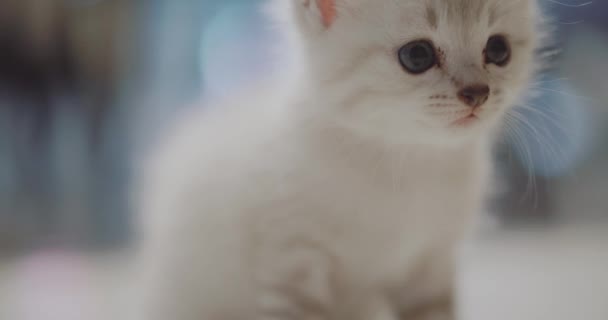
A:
[{"xmin": 291, "ymin": 0, "xmax": 540, "ymax": 145}]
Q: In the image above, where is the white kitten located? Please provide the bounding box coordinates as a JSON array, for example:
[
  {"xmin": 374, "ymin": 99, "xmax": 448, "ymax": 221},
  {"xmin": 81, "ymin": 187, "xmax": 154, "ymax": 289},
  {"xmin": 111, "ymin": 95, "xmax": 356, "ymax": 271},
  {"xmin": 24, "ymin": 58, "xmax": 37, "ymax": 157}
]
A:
[{"xmin": 133, "ymin": 0, "xmax": 544, "ymax": 319}]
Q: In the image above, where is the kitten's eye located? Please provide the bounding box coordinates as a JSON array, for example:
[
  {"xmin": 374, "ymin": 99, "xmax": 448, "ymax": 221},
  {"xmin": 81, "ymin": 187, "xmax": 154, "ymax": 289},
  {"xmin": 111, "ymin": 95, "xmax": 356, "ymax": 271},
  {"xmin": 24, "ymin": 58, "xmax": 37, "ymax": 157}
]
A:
[
  {"xmin": 485, "ymin": 35, "xmax": 511, "ymax": 66},
  {"xmin": 398, "ymin": 40, "xmax": 437, "ymax": 74}
]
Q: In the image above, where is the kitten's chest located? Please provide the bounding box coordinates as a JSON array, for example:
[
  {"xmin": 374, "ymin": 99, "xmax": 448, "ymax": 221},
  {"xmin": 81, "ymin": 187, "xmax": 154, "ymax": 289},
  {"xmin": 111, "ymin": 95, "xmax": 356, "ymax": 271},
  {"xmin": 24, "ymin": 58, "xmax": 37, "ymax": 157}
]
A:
[
  {"xmin": 254, "ymin": 142, "xmax": 489, "ymax": 289},
  {"xmin": 327, "ymin": 163, "xmax": 480, "ymax": 242},
  {"xmin": 298, "ymin": 153, "xmax": 486, "ymax": 283}
]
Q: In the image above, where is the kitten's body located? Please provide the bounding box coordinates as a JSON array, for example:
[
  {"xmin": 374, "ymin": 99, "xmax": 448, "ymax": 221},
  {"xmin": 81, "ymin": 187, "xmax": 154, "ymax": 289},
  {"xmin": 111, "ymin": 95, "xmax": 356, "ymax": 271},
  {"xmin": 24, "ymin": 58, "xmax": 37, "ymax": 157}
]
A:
[{"xmin": 135, "ymin": 1, "xmax": 543, "ymax": 319}]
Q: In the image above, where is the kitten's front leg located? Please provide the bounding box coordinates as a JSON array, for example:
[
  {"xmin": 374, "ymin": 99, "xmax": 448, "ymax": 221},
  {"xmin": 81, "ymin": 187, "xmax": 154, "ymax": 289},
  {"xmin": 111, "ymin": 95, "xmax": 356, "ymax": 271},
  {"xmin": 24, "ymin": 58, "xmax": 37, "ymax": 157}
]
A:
[
  {"xmin": 255, "ymin": 241, "xmax": 337, "ymax": 320},
  {"xmin": 396, "ymin": 252, "xmax": 456, "ymax": 320},
  {"xmin": 399, "ymin": 295, "xmax": 454, "ymax": 320}
]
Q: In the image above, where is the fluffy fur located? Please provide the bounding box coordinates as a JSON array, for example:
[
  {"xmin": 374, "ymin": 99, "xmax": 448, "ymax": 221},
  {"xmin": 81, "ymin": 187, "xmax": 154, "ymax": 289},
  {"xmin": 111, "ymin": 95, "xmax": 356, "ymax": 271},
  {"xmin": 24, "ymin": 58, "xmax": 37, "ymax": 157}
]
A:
[{"xmin": 133, "ymin": 0, "xmax": 544, "ymax": 319}]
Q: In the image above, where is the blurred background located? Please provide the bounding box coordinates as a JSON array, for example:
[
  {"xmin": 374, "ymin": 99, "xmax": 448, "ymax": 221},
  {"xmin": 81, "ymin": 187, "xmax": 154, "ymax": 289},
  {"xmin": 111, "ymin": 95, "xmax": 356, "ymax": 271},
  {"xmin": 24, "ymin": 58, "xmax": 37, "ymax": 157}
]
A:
[{"xmin": 0, "ymin": 1, "xmax": 606, "ymax": 319}]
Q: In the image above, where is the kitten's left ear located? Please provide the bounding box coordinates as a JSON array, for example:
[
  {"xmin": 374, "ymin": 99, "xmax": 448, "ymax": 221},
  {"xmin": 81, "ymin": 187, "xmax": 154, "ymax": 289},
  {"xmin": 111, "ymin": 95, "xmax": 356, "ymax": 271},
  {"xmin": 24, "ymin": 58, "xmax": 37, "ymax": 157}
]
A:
[{"xmin": 300, "ymin": 0, "xmax": 338, "ymax": 29}]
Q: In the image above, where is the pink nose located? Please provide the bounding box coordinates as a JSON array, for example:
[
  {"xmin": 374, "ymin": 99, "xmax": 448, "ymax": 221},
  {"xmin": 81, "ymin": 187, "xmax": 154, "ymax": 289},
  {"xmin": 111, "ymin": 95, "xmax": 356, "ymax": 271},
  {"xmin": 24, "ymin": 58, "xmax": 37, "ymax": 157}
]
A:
[{"xmin": 458, "ymin": 84, "xmax": 490, "ymax": 108}]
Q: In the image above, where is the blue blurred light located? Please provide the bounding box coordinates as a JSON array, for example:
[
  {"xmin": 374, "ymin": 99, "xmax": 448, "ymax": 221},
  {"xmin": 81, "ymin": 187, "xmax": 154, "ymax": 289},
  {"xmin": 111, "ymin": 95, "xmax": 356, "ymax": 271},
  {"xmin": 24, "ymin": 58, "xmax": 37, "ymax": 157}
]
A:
[{"xmin": 200, "ymin": 2, "xmax": 274, "ymax": 100}]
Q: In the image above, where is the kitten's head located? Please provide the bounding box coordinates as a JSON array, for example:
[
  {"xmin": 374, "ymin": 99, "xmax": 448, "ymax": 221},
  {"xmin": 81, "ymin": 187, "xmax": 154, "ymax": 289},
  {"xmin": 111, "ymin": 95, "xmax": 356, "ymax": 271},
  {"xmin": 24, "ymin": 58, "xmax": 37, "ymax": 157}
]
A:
[{"xmin": 276, "ymin": 0, "xmax": 544, "ymax": 145}]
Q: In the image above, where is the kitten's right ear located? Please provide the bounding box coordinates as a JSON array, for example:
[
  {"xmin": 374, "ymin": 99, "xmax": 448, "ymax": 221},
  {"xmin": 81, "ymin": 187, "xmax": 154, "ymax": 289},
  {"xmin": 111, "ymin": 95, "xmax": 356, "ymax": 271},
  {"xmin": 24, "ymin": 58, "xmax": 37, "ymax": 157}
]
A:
[{"xmin": 297, "ymin": 0, "xmax": 338, "ymax": 29}]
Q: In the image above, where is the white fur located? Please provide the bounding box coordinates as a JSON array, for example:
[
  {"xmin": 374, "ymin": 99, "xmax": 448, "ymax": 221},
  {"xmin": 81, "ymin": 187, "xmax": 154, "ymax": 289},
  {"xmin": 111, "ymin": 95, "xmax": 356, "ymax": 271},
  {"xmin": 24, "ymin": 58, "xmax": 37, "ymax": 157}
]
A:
[{"xmin": 133, "ymin": 1, "xmax": 543, "ymax": 319}]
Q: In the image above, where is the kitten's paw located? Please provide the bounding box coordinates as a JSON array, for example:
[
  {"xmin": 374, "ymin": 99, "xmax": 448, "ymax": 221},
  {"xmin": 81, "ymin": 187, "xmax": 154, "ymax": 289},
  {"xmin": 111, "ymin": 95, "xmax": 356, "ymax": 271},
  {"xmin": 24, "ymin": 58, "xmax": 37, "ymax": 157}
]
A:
[
  {"xmin": 404, "ymin": 310, "xmax": 452, "ymax": 320},
  {"xmin": 400, "ymin": 297, "xmax": 454, "ymax": 320},
  {"xmin": 255, "ymin": 242, "xmax": 337, "ymax": 320}
]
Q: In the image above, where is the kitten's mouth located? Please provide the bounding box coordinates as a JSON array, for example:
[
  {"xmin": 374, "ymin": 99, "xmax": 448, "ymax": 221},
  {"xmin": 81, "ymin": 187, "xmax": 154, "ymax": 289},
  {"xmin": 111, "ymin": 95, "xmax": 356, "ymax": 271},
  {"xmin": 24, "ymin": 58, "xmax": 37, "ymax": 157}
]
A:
[{"xmin": 451, "ymin": 114, "xmax": 478, "ymax": 127}]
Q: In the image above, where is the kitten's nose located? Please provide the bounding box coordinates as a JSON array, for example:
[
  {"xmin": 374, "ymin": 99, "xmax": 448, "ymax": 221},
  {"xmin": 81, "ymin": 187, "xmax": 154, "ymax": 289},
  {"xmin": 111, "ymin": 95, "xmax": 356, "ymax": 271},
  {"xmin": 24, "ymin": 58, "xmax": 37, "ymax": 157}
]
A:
[{"xmin": 458, "ymin": 84, "xmax": 490, "ymax": 108}]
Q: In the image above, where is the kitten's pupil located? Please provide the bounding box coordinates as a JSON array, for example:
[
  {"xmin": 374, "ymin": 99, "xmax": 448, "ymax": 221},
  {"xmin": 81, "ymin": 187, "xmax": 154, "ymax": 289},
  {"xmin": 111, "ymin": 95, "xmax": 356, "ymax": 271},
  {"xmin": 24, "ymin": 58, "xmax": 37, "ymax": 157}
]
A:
[
  {"xmin": 485, "ymin": 35, "xmax": 511, "ymax": 66},
  {"xmin": 399, "ymin": 40, "xmax": 436, "ymax": 74}
]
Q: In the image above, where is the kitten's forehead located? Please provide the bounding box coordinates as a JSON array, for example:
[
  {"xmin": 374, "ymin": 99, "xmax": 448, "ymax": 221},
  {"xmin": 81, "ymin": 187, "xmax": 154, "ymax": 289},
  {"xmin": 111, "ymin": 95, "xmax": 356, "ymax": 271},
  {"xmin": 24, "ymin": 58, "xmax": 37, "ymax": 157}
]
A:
[
  {"xmin": 341, "ymin": 0, "xmax": 536, "ymax": 49},
  {"xmin": 437, "ymin": 0, "xmax": 524, "ymax": 19},
  {"xmin": 353, "ymin": 0, "xmax": 532, "ymax": 29},
  {"xmin": 427, "ymin": 0, "xmax": 533, "ymax": 36}
]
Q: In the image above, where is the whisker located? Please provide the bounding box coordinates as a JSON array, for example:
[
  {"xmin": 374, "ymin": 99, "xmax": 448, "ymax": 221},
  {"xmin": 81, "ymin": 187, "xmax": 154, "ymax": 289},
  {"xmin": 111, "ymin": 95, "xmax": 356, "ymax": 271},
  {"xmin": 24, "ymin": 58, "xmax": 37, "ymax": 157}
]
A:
[
  {"xmin": 503, "ymin": 115, "xmax": 538, "ymax": 205},
  {"xmin": 510, "ymin": 108, "xmax": 569, "ymax": 168},
  {"xmin": 545, "ymin": 0, "xmax": 592, "ymax": 8},
  {"xmin": 529, "ymin": 86, "xmax": 596, "ymax": 102},
  {"xmin": 558, "ymin": 20, "xmax": 585, "ymax": 25},
  {"xmin": 531, "ymin": 77, "xmax": 569, "ymax": 86}
]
